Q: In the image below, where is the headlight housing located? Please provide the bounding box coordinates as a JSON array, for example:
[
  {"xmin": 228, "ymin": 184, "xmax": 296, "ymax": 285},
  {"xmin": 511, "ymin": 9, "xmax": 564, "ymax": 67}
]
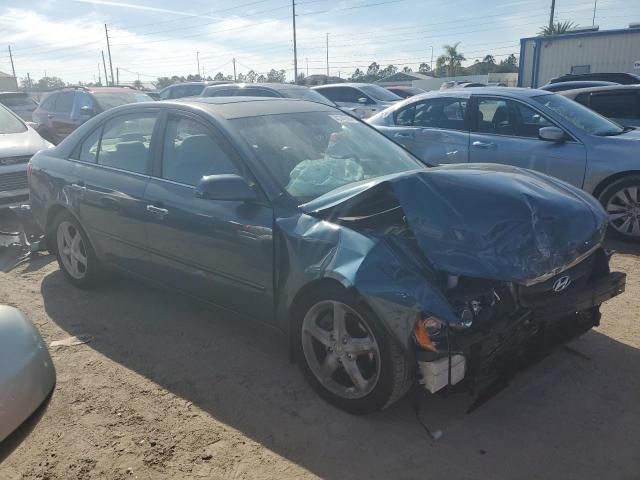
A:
[{"xmin": 414, "ymin": 314, "xmax": 444, "ymax": 352}]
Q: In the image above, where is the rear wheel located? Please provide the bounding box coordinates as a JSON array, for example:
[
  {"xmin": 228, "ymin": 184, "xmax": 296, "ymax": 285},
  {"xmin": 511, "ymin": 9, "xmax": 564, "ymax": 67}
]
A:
[
  {"xmin": 599, "ymin": 175, "xmax": 640, "ymax": 242},
  {"xmin": 52, "ymin": 211, "xmax": 103, "ymax": 287},
  {"xmin": 294, "ymin": 285, "xmax": 413, "ymax": 414}
]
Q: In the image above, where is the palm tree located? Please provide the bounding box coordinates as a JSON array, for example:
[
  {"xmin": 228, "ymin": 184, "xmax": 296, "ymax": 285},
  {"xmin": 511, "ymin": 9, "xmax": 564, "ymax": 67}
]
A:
[
  {"xmin": 438, "ymin": 42, "xmax": 466, "ymax": 77},
  {"xmin": 539, "ymin": 21, "xmax": 577, "ymax": 36}
]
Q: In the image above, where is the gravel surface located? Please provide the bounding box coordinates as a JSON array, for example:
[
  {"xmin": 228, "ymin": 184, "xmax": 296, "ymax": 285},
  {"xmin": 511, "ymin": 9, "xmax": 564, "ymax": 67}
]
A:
[{"xmin": 1, "ymin": 210, "xmax": 639, "ymax": 479}]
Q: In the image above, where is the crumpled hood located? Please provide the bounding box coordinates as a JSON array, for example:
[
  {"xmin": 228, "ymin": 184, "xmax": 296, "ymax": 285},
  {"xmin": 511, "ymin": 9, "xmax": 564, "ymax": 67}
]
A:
[{"xmin": 305, "ymin": 164, "xmax": 608, "ymax": 285}]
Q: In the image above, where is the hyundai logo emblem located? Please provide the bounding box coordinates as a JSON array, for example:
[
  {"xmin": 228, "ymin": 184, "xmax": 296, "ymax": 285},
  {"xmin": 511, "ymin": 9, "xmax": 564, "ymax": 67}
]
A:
[{"xmin": 552, "ymin": 275, "xmax": 571, "ymax": 293}]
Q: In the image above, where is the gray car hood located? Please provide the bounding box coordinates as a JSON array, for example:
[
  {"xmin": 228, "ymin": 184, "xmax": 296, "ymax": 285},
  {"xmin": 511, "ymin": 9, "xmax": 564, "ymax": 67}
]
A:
[
  {"xmin": 303, "ymin": 164, "xmax": 608, "ymax": 286},
  {"xmin": 0, "ymin": 126, "xmax": 52, "ymax": 157}
]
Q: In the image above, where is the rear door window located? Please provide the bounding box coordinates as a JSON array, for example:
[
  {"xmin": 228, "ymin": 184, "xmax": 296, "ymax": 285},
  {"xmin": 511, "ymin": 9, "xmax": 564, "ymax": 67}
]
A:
[
  {"xmin": 476, "ymin": 97, "xmax": 552, "ymax": 137},
  {"xmin": 160, "ymin": 115, "xmax": 239, "ymax": 186},
  {"xmin": 396, "ymin": 98, "xmax": 468, "ymax": 131},
  {"xmin": 54, "ymin": 92, "xmax": 75, "ymax": 114},
  {"xmin": 38, "ymin": 94, "xmax": 56, "ymax": 111},
  {"xmin": 75, "ymin": 127, "xmax": 102, "ymax": 163},
  {"xmin": 589, "ymin": 92, "xmax": 639, "ymax": 119},
  {"xmin": 97, "ymin": 113, "xmax": 158, "ymax": 174}
]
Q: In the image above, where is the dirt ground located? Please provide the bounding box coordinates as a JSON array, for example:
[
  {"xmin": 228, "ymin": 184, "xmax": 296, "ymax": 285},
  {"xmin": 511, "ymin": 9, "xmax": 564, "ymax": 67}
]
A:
[{"xmin": 0, "ymin": 212, "xmax": 639, "ymax": 479}]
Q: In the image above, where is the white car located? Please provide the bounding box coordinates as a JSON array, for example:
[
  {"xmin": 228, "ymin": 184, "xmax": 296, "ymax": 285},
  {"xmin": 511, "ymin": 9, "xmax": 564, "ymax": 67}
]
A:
[
  {"xmin": 0, "ymin": 104, "xmax": 52, "ymax": 208},
  {"xmin": 312, "ymin": 83, "xmax": 402, "ymax": 119}
]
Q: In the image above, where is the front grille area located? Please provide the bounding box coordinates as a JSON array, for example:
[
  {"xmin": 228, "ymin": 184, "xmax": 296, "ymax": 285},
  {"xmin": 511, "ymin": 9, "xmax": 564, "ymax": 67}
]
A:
[
  {"xmin": 0, "ymin": 170, "xmax": 28, "ymax": 192},
  {"xmin": 0, "ymin": 155, "xmax": 31, "ymax": 166}
]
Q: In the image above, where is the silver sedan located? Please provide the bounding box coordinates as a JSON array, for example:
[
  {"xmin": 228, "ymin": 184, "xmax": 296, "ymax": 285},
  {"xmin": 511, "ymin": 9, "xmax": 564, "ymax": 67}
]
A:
[{"xmin": 368, "ymin": 87, "xmax": 640, "ymax": 241}]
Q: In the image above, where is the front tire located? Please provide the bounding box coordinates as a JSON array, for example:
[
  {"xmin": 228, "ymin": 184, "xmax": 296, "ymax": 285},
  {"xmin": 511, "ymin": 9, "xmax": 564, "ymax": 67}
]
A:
[
  {"xmin": 52, "ymin": 211, "xmax": 103, "ymax": 288},
  {"xmin": 294, "ymin": 285, "xmax": 414, "ymax": 414},
  {"xmin": 599, "ymin": 175, "xmax": 640, "ymax": 242}
]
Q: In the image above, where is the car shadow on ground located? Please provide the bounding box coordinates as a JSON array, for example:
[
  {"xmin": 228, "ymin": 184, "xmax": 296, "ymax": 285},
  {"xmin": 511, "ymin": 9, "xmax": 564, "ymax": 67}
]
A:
[{"xmin": 39, "ymin": 269, "xmax": 640, "ymax": 479}]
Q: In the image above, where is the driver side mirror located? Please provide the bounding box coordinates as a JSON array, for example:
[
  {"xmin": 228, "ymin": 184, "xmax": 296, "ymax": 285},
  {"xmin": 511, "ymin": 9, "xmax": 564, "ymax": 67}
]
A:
[
  {"xmin": 357, "ymin": 97, "xmax": 369, "ymax": 104},
  {"xmin": 539, "ymin": 126, "xmax": 566, "ymax": 142},
  {"xmin": 80, "ymin": 105, "xmax": 95, "ymax": 117},
  {"xmin": 195, "ymin": 174, "xmax": 257, "ymax": 201}
]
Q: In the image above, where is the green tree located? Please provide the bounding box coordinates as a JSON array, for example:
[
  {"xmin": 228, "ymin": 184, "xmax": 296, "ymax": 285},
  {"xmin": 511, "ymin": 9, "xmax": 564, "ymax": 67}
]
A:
[
  {"xmin": 36, "ymin": 76, "xmax": 65, "ymax": 90},
  {"xmin": 483, "ymin": 54, "xmax": 496, "ymax": 65},
  {"xmin": 539, "ymin": 21, "xmax": 576, "ymax": 36},
  {"xmin": 402, "ymin": 66, "xmax": 412, "ymax": 73},
  {"xmin": 437, "ymin": 42, "xmax": 466, "ymax": 77},
  {"xmin": 237, "ymin": 73, "xmax": 246, "ymax": 83},
  {"xmin": 132, "ymin": 80, "xmax": 143, "ymax": 89},
  {"xmin": 154, "ymin": 77, "xmax": 173, "ymax": 89},
  {"xmin": 214, "ymin": 72, "xmax": 226, "ymax": 81},
  {"xmin": 418, "ymin": 63, "xmax": 431, "ymax": 74},
  {"xmin": 350, "ymin": 68, "xmax": 365, "ymax": 81},
  {"xmin": 266, "ymin": 69, "xmax": 286, "ymax": 83},
  {"xmin": 20, "ymin": 76, "xmax": 34, "ymax": 90},
  {"xmin": 257, "ymin": 74, "xmax": 267, "ymax": 83},
  {"xmin": 246, "ymin": 70, "xmax": 257, "ymax": 83}
]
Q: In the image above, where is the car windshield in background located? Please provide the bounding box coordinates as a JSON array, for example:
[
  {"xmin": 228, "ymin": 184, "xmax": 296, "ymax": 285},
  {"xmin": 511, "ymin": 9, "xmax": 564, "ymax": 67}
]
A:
[
  {"xmin": 533, "ymin": 93, "xmax": 624, "ymax": 136},
  {"xmin": 359, "ymin": 85, "xmax": 402, "ymax": 102},
  {"xmin": 0, "ymin": 105, "xmax": 27, "ymax": 134},
  {"xmin": 0, "ymin": 95, "xmax": 37, "ymax": 108},
  {"xmin": 232, "ymin": 111, "xmax": 423, "ymax": 202},
  {"xmin": 93, "ymin": 92, "xmax": 153, "ymax": 110},
  {"xmin": 280, "ymin": 88, "xmax": 335, "ymax": 106}
]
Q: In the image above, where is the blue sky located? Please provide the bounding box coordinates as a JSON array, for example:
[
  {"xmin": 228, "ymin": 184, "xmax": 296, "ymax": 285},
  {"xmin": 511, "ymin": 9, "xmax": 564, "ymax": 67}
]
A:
[{"xmin": 2, "ymin": 0, "xmax": 640, "ymax": 84}]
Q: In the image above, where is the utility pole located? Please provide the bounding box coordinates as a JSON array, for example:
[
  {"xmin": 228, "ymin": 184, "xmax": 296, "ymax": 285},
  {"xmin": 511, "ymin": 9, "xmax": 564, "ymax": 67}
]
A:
[
  {"xmin": 98, "ymin": 64, "xmax": 101, "ymax": 85},
  {"xmin": 197, "ymin": 51, "xmax": 200, "ymax": 77},
  {"xmin": 292, "ymin": 0, "xmax": 298, "ymax": 84},
  {"xmin": 101, "ymin": 51, "xmax": 109, "ymax": 87},
  {"xmin": 306, "ymin": 57, "xmax": 309, "ymax": 77},
  {"xmin": 326, "ymin": 33, "xmax": 329, "ymax": 77},
  {"xmin": 232, "ymin": 58, "xmax": 237, "ymax": 82},
  {"xmin": 549, "ymin": 0, "xmax": 556, "ymax": 31},
  {"xmin": 105, "ymin": 24, "xmax": 115, "ymax": 86},
  {"xmin": 592, "ymin": 0, "xmax": 597, "ymax": 26},
  {"xmin": 430, "ymin": 46, "xmax": 434, "ymax": 73},
  {"xmin": 8, "ymin": 46, "xmax": 16, "ymax": 85},
  {"xmin": 116, "ymin": 67, "xmax": 119, "ymax": 86},
  {"xmin": 26, "ymin": 72, "xmax": 31, "ymax": 91}
]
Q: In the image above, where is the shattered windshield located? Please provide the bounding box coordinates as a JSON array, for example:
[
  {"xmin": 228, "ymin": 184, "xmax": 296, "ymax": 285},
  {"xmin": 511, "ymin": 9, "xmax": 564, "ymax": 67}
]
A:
[{"xmin": 232, "ymin": 111, "xmax": 424, "ymax": 202}]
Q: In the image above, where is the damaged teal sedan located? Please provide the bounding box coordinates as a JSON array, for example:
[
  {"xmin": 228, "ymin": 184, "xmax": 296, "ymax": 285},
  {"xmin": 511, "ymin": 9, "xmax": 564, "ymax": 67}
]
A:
[{"xmin": 28, "ymin": 98, "xmax": 626, "ymax": 413}]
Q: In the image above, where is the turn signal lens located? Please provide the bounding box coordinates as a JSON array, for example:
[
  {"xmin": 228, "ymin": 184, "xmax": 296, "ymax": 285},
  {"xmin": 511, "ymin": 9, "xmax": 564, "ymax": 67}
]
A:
[{"xmin": 414, "ymin": 315, "xmax": 443, "ymax": 352}]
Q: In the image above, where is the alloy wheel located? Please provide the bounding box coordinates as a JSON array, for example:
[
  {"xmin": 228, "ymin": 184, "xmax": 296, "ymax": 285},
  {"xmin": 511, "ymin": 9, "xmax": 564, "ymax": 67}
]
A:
[
  {"xmin": 606, "ymin": 186, "xmax": 640, "ymax": 238},
  {"xmin": 301, "ymin": 300, "xmax": 381, "ymax": 399},
  {"xmin": 56, "ymin": 221, "xmax": 88, "ymax": 279}
]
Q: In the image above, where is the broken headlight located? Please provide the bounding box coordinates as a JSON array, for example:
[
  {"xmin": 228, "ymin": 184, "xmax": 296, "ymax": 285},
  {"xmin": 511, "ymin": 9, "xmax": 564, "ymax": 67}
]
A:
[{"xmin": 414, "ymin": 314, "xmax": 444, "ymax": 352}]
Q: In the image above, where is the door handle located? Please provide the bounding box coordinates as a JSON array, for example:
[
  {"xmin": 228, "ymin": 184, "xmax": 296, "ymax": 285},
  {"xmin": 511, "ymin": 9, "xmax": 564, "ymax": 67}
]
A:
[
  {"xmin": 47, "ymin": 114, "xmax": 54, "ymax": 119},
  {"xmin": 393, "ymin": 132, "xmax": 414, "ymax": 139},
  {"xmin": 146, "ymin": 204, "xmax": 169, "ymax": 218},
  {"xmin": 472, "ymin": 141, "xmax": 497, "ymax": 150},
  {"xmin": 70, "ymin": 182, "xmax": 87, "ymax": 192}
]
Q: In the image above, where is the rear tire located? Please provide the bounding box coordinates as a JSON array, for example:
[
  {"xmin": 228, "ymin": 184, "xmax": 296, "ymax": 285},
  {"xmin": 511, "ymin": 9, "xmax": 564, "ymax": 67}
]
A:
[
  {"xmin": 52, "ymin": 210, "xmax": 103, "ymax": 288},
  {"xmin": 598, "ymin": 175, "xmax": 640, "ymax": 242},
  {"xmin": 294, "ymin": 284, "xmax": 414, "ymax": 414}
]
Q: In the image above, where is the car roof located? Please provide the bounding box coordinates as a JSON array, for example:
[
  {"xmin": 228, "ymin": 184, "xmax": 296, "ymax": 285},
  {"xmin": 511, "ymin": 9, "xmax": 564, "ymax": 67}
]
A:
[
  {"xmin": 313, "ymin": 83, "xmax": 378, "ymax": 89},
  {"xmin": 408, "ymin": 87, "xmax": 550, "ymax": 100},
  {"xmin": 0, "ymin": 92, "xmax": 28, "ymax": 97},
  {"xmin": 203, "ymin": 83, "xmax": 307, "ymax": 92},
  {"xmin": 169, "ymin": 96, "xmax": 335, "ymax": 119},
  {"xmin": 560, "ymin": 84, "xmax": 640, "ymax": 97}
]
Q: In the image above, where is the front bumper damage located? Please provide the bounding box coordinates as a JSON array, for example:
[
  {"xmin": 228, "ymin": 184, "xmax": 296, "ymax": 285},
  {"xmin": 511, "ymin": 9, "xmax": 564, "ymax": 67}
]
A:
[{"xmin": 416, "ymin": 257, "xmax": 626, "ymax": 397}]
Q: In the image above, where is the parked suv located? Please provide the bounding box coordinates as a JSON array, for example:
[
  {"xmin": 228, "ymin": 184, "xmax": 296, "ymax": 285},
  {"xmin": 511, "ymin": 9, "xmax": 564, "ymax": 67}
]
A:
[
  {"xmin": 549, "ymin": 72, "xmax": 640, "ymax": 85},
  {"xmin": 201, "ymin": 83, "xmax": 336, "ymax": 106},
  {"xmin": 312, "ymin": 83, "xmax": 401, "ymax": 118},
  {"xmin": 561, "ymin": 85, "xmax": 640, "ymax": 127},
  {"xmin": 0, "ymin": 92, "xmax": 38, "ymax": 121},
  {"xmin": 32, "ymin": 87, "xmax": 152, "ymax": 144},
  {"xmin": 158, "ymin": 81, "xmax": 232, "ymax": 100}
]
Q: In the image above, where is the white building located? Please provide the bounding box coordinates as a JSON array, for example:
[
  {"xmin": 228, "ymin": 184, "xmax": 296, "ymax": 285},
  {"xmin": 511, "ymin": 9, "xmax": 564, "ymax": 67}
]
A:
[{"xmin": 519, "ymin": 25, "xmax": 640, "ymax": 88}]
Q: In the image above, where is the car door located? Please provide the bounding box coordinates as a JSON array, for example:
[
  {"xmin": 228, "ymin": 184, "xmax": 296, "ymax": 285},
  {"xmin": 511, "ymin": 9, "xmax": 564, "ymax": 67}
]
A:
[
  {"xmin": 70, "ymin": 109, "xmax": 160, "ymax": 274},
  {"xmin": 143, "ymin": 111, "xmax": 274, "ymax": 320},
  {"xmin": 50, "ymin": 92, "xmax": 78, "ymax": 140},
  {"xmin": 318, "ymin": 87, "xmax": 372, "ymax": 118},
  {"xmin": 376, "ymin": 97, "xmax": 470, "ymax": 165},
  {"xmin": 587, "ymin": 90, "xmax": 640, "ymax": 127},
  {"xmin": 469, "ymin": 96, "xmax": 587, "ymax": 188}
]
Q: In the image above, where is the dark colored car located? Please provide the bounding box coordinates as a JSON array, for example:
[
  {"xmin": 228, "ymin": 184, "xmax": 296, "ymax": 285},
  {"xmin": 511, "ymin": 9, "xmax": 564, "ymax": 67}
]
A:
[
  {"xmin": 201, "ymin": 82, "xmax": 336, "ymax": 106},
  {"xmin": 28, "ymin": 97, "xmax": 625, "ymax": 414},
  {"xmin": 549, "ymin": 72, "xmax": 640, "ymax": 85},
  {"xmin": 32, "ymin": 87, "xmax": 152, "ymax": 145},
  {"xmin": 539, "ymin": 80, "xmax": 618, "ymax": 92},
  {"xmin": 0, "ymin": 92, "xmax": 38, "ymax": 121},
  {"xmin": 561, "ymin": 85, "xmax": 640, "ymax": 127},
  {"xmin": 385, "ymin": 86, "xmax": 426, "ymax": 98},
  {"xmin": 158, "ymin": 81, "xmax": 232, "ymax": 100}
]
